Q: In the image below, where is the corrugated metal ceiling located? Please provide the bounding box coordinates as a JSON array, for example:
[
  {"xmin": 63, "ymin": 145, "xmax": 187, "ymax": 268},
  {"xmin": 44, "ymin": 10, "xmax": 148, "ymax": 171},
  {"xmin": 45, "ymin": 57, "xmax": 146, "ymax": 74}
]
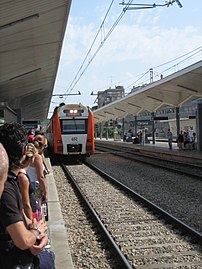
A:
[
  {"xmin": 93, "ymin": 60, "xmax": 202, "ymax": 122},
  {"xmin": 0, "ymin": 0, "xmax": 71, "ymax": 121}
]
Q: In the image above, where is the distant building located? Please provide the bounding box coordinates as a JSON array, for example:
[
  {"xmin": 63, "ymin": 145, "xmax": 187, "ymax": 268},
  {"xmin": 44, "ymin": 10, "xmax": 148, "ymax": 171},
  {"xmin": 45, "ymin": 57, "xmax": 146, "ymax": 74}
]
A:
[{"xmin": 97, "ymin": 86, "xmax": 125, "ymax": 108}]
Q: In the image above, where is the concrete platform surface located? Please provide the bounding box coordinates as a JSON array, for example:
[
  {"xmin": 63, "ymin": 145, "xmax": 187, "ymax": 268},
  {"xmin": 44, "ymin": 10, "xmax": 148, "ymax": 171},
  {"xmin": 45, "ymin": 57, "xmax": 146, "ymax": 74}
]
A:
[{"xmin": 45, "ymin": 159, "xmax": 74, "ymax": 269}]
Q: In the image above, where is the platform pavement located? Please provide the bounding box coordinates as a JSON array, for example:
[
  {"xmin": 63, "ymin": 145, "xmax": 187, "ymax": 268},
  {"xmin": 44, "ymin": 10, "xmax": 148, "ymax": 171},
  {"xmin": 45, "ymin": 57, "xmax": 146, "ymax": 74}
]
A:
[
  {"xmin": 96, "ymin": 137, "xmax": 178, "ymax": 150},
  {"xmin": 45, "ymin": 158, "xmax": 75, "ymax": 269},
  {"xmin": 95, "ymin": 137, "xmax": 202, "ymax": 161},
  {"xmin": 44, "ymin": 140, "xmax": 201, "ymax": 269}
]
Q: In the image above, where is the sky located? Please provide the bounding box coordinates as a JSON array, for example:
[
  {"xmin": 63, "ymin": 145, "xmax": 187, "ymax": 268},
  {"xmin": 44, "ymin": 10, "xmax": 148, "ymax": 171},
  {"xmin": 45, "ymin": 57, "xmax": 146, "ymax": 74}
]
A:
[{"xmin": 49, "ymin": 0, "xmax": 202, "ymax": 117}]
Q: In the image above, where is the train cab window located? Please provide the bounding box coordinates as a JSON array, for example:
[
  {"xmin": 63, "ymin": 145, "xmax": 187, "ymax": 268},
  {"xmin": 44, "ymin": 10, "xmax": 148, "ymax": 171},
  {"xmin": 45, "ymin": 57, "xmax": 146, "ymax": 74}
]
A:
[{"xmin": 61, "ymin": 119, "xmax": 87, "ymax": 134}]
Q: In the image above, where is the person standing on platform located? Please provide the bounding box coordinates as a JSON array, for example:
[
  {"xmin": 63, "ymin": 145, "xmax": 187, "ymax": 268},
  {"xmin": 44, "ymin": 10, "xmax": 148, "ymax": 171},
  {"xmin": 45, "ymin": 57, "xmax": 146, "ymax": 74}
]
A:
[
  {"xmin": 0, "ymin": 143, "xmax": 9, "ymax": 198},
  {"xmin": 167, "ymin": 128, "xmax": 173, "ymax": 150},
  {"xmin": 27, "ymin": 134, "xmax": 48, "ymax": 223},
  {"xmin": 192, "ymin": 132, "xmax": 197, "ymax": 150},
  {"xmin": 0, "ymin": 122, "xmax": 48, "ymax": 269},
  {"xmin": 27, "ymin": 135, "xmax": 48, "ymax": 203},
  {"xmin": 41, "ymin": 137, "xmax": 50, "ymax": 175},
  {"xmin": 184, "ymin": 131, "xmax": 191, "ymax": 149},
  {"xmin": 177, "ymin": 131, "xmax": 184, "ymax": 150},
  {"xmin": 139, "ymin": 131, "xmax": 143, "ymax": 144},
  {"xmin": 18, "ymin": 143, "xmax": 37, "ymax": 220}
]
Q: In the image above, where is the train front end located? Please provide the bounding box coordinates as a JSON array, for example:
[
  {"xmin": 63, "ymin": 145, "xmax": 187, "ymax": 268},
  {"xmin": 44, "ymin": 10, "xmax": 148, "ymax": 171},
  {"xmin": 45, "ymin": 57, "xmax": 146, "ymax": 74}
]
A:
[{"xmin": 51, "ymin": 104, "xmax": 94, "ymax": 159}]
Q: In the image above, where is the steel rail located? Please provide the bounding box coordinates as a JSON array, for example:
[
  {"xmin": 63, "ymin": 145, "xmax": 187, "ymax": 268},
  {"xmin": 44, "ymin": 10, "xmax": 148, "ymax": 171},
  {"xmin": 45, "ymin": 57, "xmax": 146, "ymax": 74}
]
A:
[
  {"xmin": 61, "ymin": 163, "xmax": 134, "ymax": 269},
  {"xmin": 85, "ymin": 161, "xmax": 202, "ymax": 244},
  {"xmin": 95, "ymin": 143, "xmax": 202, "ymax": 167},
  {"xmin": 95, "ymin": 144, "xmax": 202, "ymax": 178}
]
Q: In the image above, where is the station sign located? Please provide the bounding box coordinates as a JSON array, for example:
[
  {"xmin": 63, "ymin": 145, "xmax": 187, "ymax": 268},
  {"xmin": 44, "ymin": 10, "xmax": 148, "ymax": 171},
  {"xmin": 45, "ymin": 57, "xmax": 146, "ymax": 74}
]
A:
[
  {"xmin": 137, "ymin": 120, "xmax": 151, "ymax": 126},
  {"xmin": 153, "ymin": 116, "xmax": 168, "ymax": 120}
]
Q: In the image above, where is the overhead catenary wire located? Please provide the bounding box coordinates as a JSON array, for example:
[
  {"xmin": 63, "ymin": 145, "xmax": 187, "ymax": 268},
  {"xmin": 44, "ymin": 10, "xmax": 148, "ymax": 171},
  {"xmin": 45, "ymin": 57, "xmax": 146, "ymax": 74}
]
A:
[
  {"xmin": 153, "ymin": 45, "xmax": 202, "ymax": 69},
  {"xmin": 63, "ymin": 0, "xmax": 134, "ymax": 103},
  {"xmin": 120, "ymin": 0, "xmax": 183, "ymax": 10},
  {"xmin": 125, "ymin": 70, "xmax": 150, "ymax": 90},
  {"xmin": 160, "ymin": 49, "xmax": 202, "ymax": 74},
  {"xmin": 51, "ymin": 0, "xmax": 199, "ymax": 113},
  {"xmin": 64, "ymin": 0, "xmax": 115, "ymax": 97},
  {"xmin": 61, "ymin": 0, "xmax": 185, "ymax": 103},
  {"xmin": 125, "ymin": 46, "xmax": 202, "ymax": 91}
]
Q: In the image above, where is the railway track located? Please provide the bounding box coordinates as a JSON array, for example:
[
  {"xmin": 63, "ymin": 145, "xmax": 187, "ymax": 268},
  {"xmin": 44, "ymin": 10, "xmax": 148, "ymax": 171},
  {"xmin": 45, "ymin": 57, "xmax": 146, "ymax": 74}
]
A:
[
  {"xmin": 61, "ymin": 162, "xmax": 202, "ymax": 269},
  {"xmin": 95, "ymin": 143, "xmax": 202, "ymax": 179}
]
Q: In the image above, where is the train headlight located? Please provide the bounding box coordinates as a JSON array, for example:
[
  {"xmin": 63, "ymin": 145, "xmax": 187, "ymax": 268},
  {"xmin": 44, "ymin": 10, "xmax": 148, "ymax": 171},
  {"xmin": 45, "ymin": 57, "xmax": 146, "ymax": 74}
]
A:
[
  {"xmin": 69, "ymin": 109, "xmax": 78, "ymax": 114},
  {"xmin": 57, "ymin": 140, "xmax": 62, "ymax": 143}
]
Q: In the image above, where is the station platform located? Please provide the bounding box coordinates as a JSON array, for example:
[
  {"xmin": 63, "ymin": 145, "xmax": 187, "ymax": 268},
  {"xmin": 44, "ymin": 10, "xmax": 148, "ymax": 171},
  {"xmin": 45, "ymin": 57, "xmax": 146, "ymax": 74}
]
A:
[
  {"xmin": 45, "ymin": 158, "xmax": 74, "ymax": 269},
  {"xmin": 44, "ymin": 139, "xmax": 202, "ymax": 269},
  {"xmin": 95, "ymin": 138, "xmax": 202, "ymax": 165}
]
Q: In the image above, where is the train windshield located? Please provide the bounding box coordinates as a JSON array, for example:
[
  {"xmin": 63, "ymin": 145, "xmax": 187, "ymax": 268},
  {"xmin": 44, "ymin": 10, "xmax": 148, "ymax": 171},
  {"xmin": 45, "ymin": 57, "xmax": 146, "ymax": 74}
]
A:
[{"xmin": 61, "ymin": 119, "xmax": 87, "ymax": 134}]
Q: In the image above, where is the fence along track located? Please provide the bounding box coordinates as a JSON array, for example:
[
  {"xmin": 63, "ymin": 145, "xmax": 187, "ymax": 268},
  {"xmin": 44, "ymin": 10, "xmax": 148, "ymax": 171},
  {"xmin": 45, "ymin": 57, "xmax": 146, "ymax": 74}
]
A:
[{"xmin": 64, "ymin": 163, "xmax": 202, "ymax": 269}]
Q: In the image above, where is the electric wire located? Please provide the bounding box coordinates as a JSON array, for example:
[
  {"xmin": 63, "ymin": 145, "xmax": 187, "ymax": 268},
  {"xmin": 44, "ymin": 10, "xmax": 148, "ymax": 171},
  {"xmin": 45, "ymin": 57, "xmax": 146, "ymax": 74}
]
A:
[
  {"xmin": 160, "ymin": 49, "xmax": 202, "ymax": 74},
  {"xmin": 125, "ymin": 46, "xmax": 202, "ymax": 91},
  {"xmin": 63, "ymin": 0, "xmax": 133, "ymax": 103},
  {"xmin": 125, "ymin": 70, "xmax": 150, "ymax": 90},
  {"xmin": 51, "ymin": 1, "xmax": 200, "ymax": 112},
  {"xmin": 63, "ymin": 0, "xmax": 115, "ymax": 99},
  {"xmin": 154, "ymin": 45, "xmax": 202, "ymax": 69}
]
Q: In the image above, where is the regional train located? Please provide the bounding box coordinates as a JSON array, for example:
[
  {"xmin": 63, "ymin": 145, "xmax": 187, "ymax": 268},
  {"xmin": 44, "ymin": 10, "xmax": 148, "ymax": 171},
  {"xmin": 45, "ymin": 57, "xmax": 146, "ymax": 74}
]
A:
[{"xmin": 46, "ymin": 103, "xmax": 94, "ymax": 160}]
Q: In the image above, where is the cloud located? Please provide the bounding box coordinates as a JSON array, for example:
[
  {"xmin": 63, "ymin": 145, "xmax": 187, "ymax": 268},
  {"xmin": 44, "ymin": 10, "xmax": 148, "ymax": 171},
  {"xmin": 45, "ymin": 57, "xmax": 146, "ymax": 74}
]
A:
[
  {"xmin": 62, "ymin": 18, "xmax": 202, "ymax": 71},
  {"xmin": 50, "ymin": 1, "xmax": 202, "ymax": 113},
  {"xmin": 53, "ymin": 6, "xmax": 202, "ymax": 108},
  {"xmin": 96, "ymin": 24, "xmax": 202, "ymax": 64}
]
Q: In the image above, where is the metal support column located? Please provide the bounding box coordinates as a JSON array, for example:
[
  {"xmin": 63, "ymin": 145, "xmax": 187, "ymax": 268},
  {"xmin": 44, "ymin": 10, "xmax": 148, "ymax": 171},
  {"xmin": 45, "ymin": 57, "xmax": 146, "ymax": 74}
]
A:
[
  {"xmin": 151, "ymin": 112, "xmax": 155, "ymax": 144},
  {"xmin": 134, "ymin": 115, "xmax": 137, "ymax": 136},
  {"xmin": 197, "ymin": 103, "xmax": 202, "ymax": 151},
  {"xmin": 176, "ymin": 107, "xmax": 180, "ymax": 138},
  {"xmin": 105, "ymin": 121, "xmax": 108, "ymax": 140},
  {"xmin": 99, "ymin": 122, "xmax": 103, "ymax": 139},
  {"xmin": 122, "ymin": 118, "xmax": 125, "ymax": 141},
  {"xmin": 150, "ymin": 68, "xmax": 153, "ymax": 83}
]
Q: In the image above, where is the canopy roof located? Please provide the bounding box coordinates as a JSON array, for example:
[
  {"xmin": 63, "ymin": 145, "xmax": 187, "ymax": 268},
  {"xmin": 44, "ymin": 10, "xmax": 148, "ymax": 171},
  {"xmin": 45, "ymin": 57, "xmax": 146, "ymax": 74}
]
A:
[
  {"xmin": 0, "ymin": 0, "xmax": 71, "ymax": 121},
  {"xmin": 93, "ymin": 60, "xmax": 202, "ymax": 123}
]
